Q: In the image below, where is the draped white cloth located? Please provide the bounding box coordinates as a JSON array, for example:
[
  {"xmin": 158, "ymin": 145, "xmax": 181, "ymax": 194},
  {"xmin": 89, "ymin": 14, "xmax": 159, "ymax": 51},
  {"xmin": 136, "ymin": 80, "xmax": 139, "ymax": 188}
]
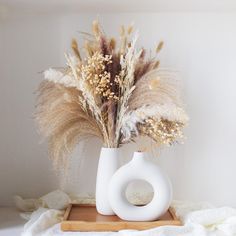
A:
[{"xmin": 15, "ymin": 190, "xmax": 236, "ymax": 236}]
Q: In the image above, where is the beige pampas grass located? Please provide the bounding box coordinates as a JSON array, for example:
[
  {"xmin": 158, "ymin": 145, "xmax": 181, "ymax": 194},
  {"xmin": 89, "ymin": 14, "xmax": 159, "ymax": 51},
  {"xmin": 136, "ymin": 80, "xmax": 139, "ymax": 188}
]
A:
[
  {"xmin": 36, "ymin": 81, "xmax": 103, "ymax": 169},
  {"xmin": 120, "ymin": 69, "xmax": 188, "ymax": 143},
  {"xmin": 128, "ymin": 69, "xmax": 183, "ymax": 110},
  {"xmin": 35, "ymin": 21, "xmax": 188, "ymax": 169}
]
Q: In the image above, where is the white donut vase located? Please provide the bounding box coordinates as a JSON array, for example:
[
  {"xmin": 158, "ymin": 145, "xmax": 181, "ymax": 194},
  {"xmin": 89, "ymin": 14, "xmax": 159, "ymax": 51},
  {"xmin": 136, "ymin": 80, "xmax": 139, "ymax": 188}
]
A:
[{"xmin": 108, "ymin": 152, "xmax": 172, "ymax": 221}]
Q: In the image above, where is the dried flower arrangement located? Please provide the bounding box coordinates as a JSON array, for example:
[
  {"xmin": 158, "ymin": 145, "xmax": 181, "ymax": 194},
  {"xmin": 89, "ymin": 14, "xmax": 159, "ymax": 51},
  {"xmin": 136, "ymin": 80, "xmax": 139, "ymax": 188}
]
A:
[{"xmin": 36, "ymin": 21, "xmax": 188, "ymax": 168}]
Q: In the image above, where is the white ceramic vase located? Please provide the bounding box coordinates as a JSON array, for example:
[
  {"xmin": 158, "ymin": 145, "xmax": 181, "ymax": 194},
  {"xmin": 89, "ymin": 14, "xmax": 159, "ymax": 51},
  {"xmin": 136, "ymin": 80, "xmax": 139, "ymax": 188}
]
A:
[
  {"xmin": 108, "ymin": 151, "xmax": 172, "ymax": 221},
  {"xmin": 96, "ymin": 147, "xmax": 119, "ymax": 215}
]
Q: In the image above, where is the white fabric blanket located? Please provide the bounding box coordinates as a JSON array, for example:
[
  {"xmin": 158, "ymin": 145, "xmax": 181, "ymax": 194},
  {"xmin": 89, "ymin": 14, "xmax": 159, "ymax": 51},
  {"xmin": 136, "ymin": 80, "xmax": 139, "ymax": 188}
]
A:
[{"xmin": 15, "ymin": 190, "xmax": 236, "ymax": 236}]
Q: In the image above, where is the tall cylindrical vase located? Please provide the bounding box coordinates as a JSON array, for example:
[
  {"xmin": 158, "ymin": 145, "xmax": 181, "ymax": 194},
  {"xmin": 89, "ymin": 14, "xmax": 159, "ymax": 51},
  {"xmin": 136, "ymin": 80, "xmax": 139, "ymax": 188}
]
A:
[{"xmin": 96, "ymin": 147, "xmax": 119, "ymax": 215}]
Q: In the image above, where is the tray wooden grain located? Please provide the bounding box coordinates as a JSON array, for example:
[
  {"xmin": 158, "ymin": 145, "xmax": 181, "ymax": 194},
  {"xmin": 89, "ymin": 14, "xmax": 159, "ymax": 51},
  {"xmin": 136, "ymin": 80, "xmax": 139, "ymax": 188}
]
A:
[{"xmin": 61, "ymin": 204, "xmax": 181, "ymax": 232}]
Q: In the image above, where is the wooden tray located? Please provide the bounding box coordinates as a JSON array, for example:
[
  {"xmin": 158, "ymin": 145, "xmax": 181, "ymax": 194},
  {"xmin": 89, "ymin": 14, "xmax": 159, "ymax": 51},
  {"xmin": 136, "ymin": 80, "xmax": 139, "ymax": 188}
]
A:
[{"xmin": 61, "ymin": 204, "xmax": 181, "ymax": 232}]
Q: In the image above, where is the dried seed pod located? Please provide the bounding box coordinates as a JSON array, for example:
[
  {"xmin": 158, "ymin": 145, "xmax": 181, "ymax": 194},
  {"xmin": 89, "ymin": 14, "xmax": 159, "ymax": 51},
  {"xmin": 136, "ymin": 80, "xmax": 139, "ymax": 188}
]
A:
[
  {"xmin": 120, "ymin": 25, "xmax": 125, "ymax": 37},
  {"xmin": 71, "ymin": 39, "xmax": 81, "ymax": 61},
  {"xmin": 156, "ymin": 41, "xmax": 164, "ymax": 53},
  {"xmin": 84, "ymin": 40, "xmax": 93, "ymax": 56},
  {"xmin": 127, "ymin": 25, "xmax": 133, "ymax": 34},
  {"xmin": 92, "ymin": 20, "xmax": 101, "ymax": 39},
  {"xmin": 149, "ymin": 77, "xmax": 161, "ymax": 90},
  {"xmin": 153, "ymin": 60, "xmax": 160, "ymax": 69},
  {"xmin": 109, "ymin": 38, "xmax": 116, "ymax": 50}
]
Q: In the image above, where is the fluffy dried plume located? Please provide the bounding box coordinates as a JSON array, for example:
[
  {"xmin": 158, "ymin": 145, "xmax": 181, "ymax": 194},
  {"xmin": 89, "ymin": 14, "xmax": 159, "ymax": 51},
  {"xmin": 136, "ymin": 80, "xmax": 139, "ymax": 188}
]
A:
[
  {"xmin": 35, "ymin": 21, "xmax": 188, "ymax": 169},
  {"xmin": 120, "ymin": 69, "xmax": 188, "ymax": 143},
  {"xmin": 36, "ymin": 81, "xmax": 103, "ymax": 170}
]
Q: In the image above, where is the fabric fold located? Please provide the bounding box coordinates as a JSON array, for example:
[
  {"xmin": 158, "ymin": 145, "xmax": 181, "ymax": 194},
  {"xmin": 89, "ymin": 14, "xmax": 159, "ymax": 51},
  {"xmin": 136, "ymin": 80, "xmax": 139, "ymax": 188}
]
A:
[{"xmin": 15, "ymin": 191, "xmax": 236, "ymax": 236}]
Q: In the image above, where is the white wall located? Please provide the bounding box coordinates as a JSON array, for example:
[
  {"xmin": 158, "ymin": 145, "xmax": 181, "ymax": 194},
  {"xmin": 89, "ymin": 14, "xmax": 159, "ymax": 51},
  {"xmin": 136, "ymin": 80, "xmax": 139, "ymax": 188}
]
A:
[
  {"xmin": 0, "ymin": 14, "xmax": 60, "ymax": 206},
  {"xmin": 1, "ymin": 12, "xmax": 236, "ymax": 206}
]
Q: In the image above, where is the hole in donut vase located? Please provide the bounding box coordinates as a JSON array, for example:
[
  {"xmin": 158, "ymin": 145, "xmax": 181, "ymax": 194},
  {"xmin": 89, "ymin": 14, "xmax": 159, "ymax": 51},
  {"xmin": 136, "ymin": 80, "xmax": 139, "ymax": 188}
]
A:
[
  {"xmin": 125, "ymin": 179, "xmax": 154, "ymax": 206},
  {"xmin": 108, "ymin": 151, "xmax": 172, "ymax": 221}
]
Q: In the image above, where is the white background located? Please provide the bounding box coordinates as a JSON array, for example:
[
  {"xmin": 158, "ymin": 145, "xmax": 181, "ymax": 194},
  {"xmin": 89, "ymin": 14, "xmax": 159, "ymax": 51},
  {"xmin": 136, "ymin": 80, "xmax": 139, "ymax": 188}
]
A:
[{"xmin": 0, "ymin": 2, "xmax": 236, "ymax": 206}]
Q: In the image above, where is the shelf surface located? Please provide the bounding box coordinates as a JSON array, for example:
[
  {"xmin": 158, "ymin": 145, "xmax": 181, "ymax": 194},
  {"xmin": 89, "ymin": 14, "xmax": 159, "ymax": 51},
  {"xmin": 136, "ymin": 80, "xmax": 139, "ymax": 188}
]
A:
[{"xmin": 0, "ymin": 207, "xmax": 25, "ymax": 236}]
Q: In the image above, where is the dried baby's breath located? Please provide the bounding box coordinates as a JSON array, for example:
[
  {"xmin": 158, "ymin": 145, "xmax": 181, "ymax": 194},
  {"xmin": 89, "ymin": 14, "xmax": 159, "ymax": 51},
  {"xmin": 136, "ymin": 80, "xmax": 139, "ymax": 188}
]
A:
[
  {"xmin": 80, "ymin": 52, "xmax": 119, "ymax": 100},
  {"xmin": 139, "ymin": 118, "xmax": 184, "ymax": 145}
]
